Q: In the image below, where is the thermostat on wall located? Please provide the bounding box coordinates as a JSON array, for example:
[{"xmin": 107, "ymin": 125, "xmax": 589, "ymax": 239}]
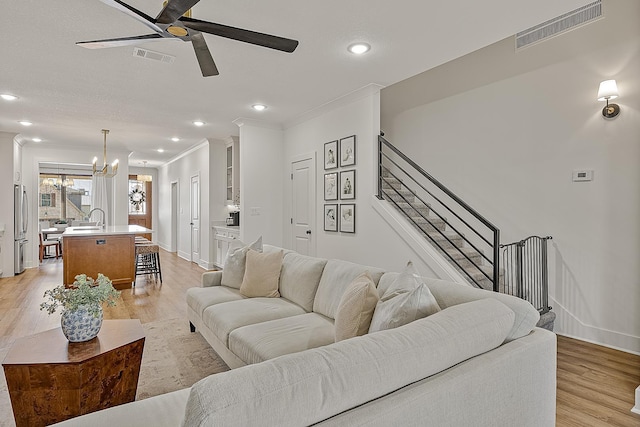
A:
[{"xmin": 572, "ymin": 170, "xmax": 593, "ymax": 182}]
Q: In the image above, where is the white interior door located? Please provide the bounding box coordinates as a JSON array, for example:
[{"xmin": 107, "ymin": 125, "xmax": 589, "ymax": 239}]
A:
[
  {"xmin": 291, "ymin": 156, "xmax": 315, "ymax": 256},
  {"xmin": 190, "ymin": 175, "xmax": 200, "ymax": 263},
  {"xmin": 170, "ymin": 181, "xmax": 178, "ymax": 253}
]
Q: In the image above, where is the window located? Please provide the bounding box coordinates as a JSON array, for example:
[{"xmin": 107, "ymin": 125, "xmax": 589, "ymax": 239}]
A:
[
  {"xmin": 40, "ymin": 193, "xmax": 56, "ymax": 207},
  {"xmin": 39, "ymin": 173, "xmax": 92, "ymax": 223}
]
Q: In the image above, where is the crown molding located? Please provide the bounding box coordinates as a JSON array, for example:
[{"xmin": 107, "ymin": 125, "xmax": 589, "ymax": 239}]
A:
[{"xmin": 284, "ymin": 83, "xmax": 384, "ymax": 129}]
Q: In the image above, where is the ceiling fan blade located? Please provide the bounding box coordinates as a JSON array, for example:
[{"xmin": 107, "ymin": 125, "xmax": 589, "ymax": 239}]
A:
[
  {"xmin": 156, "ymin": 0, "xmax": 201, "ymax": 24},
  {"xmin": 98, "ymin": 0, "xmax": 163, "ymax": 33},
  {"xmin": 76, "ymin": 34, "xmax": 166, "ymax": 49},
  {"xmin": 181, "ymin": 17, "xmax": 298, "ymax": 53},
  {"xmin": 191, "ymin": 33, "xmax": 219, "ymax": 77}
]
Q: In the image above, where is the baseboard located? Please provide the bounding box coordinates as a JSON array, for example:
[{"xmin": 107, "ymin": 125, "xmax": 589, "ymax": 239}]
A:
[
  {"xmin": 177, "ymin": 250, "xmax": 191, "ymax": 261},
  {"xmin": 551, "ymin": 296, "xmax": 640, "ymax": 355},
  {"xmin": 198, "ymin": 259, "xmax": 214, "ymax": 270},
  {"xmin": 632, "ymin": 386, "xmax": 640, "ymax": 415}
]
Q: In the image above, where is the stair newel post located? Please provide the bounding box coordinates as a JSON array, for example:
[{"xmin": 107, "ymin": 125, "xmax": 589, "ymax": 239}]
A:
[
  {"xmin": 493, "ymin": 230, "xmax": 500, "ymax": 292},
  {"xmin": 377, "ymin": 135, "xmax": 383, "ymax": 200}
]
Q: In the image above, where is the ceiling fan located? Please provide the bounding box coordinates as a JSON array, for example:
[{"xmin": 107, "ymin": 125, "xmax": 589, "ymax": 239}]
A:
[{"xmin": 76, "ymin": 0, "xmax": 299, "ymax": 77}]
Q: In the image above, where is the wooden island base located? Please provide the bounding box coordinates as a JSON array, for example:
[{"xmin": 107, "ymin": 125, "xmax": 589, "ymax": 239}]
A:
[{"xmin": 62, "ymin": 225, "xmax": 151, "ymax": 288}]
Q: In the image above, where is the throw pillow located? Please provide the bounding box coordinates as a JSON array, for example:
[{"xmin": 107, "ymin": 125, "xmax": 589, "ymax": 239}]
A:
[
  {"xmin": 334, "ymin": 272, "xmax": 379, "ymax": 342},
  {"xmin": 368, "ymin": 261, "xmax": 441, "ymax": 333},
  {"xmin": 221, "ymin": 236, "xmax": 263, "ymax": 289},
  {"xmin": 240, "ymin": 249, "xmax": 284, "ymax": 298}
]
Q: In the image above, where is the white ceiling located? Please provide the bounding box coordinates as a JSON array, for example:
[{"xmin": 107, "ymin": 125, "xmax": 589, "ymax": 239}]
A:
[{"xmin": 0, "ymin": 0, "xmax": 590, "ymax": 167}]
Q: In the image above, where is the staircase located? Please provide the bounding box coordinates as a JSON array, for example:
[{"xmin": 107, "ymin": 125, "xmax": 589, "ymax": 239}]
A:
[
  {"xmin": 377, "ymin": 135, "xmax": 554, "ymax": 329},
  {"xmin": 380, "ymin": 171, "xmax": 498, "ymax": 290}
]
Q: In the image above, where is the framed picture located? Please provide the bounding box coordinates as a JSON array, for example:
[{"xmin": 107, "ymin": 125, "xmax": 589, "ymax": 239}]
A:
[
  {"xmin": 339, "ymin": 170, "xmax": 355, "ymax": 200},
  {"xmin": 324, "ymin": 172, "xmax": 338, "ymax": 200},
  {"xmin": 339, "ymin": 204, "xmax": 355, "ymax": 233},
  {"xmin": 324, "ymin": 204, "xmax": 338, "ymax": 232},
  {"xmin": 324, "ymin": 140, "xmax": 338, "ymax": 170},
  {"xmin": 339, "ymin": 135, "xmax": 356, "ymax": 167}
]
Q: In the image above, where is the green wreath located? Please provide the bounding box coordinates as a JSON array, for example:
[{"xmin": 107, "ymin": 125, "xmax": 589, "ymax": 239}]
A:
[{"xmin": 129, "ymin": 187, "xmax": 146, "ymax": 209}]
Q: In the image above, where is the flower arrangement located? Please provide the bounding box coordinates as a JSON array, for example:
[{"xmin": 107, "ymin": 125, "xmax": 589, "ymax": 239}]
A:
[{"xmin": 40, "ymin": 274, "xmax": 120, "ymax": 318}]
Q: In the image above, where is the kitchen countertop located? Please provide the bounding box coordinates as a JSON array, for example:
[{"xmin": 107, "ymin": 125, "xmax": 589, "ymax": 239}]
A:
[{"xmin": 62, "ymin": 225, "xmax": 152, "ymax": 236}]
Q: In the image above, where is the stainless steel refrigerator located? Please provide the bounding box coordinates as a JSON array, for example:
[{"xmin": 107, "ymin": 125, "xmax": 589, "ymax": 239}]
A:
[{"xmin": 14, "ymin": 184, "xmax": 28, "ymax": 274}]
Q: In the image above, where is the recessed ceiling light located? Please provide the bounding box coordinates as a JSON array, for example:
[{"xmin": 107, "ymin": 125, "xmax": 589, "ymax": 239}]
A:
[
  {"xmin": 1, "ymin": 94, "xmax": 18, "ymax": 101},
  {"xmin": 193, "ymin": 120, "xmax": 205, "ymax": 127},
  {"xmin": 252, "ymin": 104, "xmax": 267, "ymax": 111},
  {"xmin": 348, "ymin": 42, "xmax": 371, "ymax": 55},
  {"xmin": 32, "ymin": 138, "xmax": 42, "ymax": 142},
  {"xmin": 157, "ymin": 148, "xmax": 165, "ymax": 153},
  {"xmin": 171, "ymin": 137, "xmax": 180, "ymax": 142},
  {"xmin": 19, "ymin": 120, "xmax": 32, "ymax": 126}
]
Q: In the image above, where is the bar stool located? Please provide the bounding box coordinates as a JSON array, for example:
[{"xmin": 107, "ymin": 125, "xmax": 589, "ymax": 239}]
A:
[{"xmin": 134, "ymin": 242, "xmax": 162, "ymax": 286}]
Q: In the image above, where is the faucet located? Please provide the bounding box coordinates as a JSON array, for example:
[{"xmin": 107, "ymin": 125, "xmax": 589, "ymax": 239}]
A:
[{"xmin": 88, "ymin": 208, "xmax": 106, "ymax": 229}]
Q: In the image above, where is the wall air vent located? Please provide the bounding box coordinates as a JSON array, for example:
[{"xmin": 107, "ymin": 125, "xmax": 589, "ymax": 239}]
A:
[
  {"xmin": 516, "ymin": 0, "xmax": 602, "ymax": 50},
  {"xmin": 132, "ymin": 47, "xmax": 175, "ymax": 64}
]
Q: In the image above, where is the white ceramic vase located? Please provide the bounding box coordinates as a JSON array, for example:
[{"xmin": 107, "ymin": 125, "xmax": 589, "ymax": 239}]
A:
[{"xmin": 61, "ymin": 305, "xmax": 103, "ymax": 342}]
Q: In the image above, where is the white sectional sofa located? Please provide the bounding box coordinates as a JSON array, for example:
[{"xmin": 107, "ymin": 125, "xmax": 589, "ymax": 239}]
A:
[{"xmin": 54, "ymin": 244, "xmax": 556, "ymax": 427}]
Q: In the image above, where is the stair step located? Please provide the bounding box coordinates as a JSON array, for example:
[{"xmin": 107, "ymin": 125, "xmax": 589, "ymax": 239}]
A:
[
  {"xmin": 456, "ymin": 264, "xmax": 505, "ymax": 291},
  {"xmin": 383, "ymin": 190, "xmax": 414, "ymax": 204},
  {"xmin": 410, "ymin": 215, "xmax": 446, "ymax": 232},
  {"xmin": 396, "ymin": 201, "xmax": 430, "ymax": 216},
  {"xmin": 441, "ymin": 246, "xmax": 483, "ymax": 269},
  {"xmin": 381, "ymin": 177, "xmax": 403, "ymax": 190},
  {"xmin": 423, "ymin": 231, "xmax": 464, "ymax": 251}
]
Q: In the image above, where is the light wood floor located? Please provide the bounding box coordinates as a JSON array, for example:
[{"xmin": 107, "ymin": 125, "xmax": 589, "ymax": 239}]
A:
[{"xmin": 1, "ymin": 250, "xmax": 639, "ymax": 426}]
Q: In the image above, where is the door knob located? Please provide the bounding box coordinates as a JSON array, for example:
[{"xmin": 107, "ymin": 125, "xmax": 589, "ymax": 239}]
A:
[{"xmin": 305, "ymin": 230, "xmax": 311, "ymax": 235}]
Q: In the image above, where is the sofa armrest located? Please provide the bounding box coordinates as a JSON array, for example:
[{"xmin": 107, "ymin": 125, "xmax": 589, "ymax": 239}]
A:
[{"xmin": 202, "ymin": 271, "xmax": 223, "ymax": 287}]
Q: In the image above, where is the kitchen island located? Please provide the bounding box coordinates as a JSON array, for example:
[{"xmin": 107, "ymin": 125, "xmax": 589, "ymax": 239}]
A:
[{"xmin": 62, "ymin": 225, "xmax": 152, "ymax": 289}]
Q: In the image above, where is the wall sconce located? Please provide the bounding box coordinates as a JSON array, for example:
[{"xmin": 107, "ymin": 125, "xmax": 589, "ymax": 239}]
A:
[{"xmin": 597, "ymin": 80, "xmax": 620, "ymax": 119}]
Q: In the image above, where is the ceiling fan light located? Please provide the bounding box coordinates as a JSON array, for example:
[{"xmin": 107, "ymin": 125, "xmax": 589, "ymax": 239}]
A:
[{"xmin": 348, "ymin": 43, "xmax": 370, "ymax": 55}]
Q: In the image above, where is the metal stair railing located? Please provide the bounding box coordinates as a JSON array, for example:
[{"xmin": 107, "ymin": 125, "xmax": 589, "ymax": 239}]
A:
[
  {"xmin": 500, "ymin": 236, "xmax": 552, "ymax": 313},
  {"xmin": 377, "ymin": 134, "xmax": 500, "ymax": 291}
]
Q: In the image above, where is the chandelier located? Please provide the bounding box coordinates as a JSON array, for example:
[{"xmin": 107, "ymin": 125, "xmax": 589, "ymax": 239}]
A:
[{"xmin": 92, "ymin": 129, "xmax": 119, "ymax": 177}]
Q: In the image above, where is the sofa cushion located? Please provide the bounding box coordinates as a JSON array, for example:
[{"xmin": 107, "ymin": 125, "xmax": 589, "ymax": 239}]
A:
[
  {"xmin": 313, "ymin": 259, "xmax": 385, "ymax": 320},
  {"xmin": 279, "ymin": 252, "xmax": 328, "ymax": 312},
  {"xmin": 186, "ymin": 286, "xmax": 245, "ymax": 318},
  {"xmin": 202, "ymin": 298, "xmax": 306, "ymax": 346},
  {"xmin": 221, "ymin": 236, "xmax": 262, "ymax": 289},
  {"xmin": 421, "ymin": 277, "xmax": 540, "ymax": 342},
  {"xmin": 239, "ymin": 249, "xmax": 283, "ymax": 298},
  {"xmin": 184, "ymin": 298, "xmax": 515, "ymax": 426},
  {"xmin": 229, "ymin": 313, "xmax": 335, "ymax": 365},
  {"xmin": 334, "ymin": 272, "xmax": 379, "ymax": 341},
  {"xmin": 369, "ymin": 262, "xmax": 441, "ymax": 333}
]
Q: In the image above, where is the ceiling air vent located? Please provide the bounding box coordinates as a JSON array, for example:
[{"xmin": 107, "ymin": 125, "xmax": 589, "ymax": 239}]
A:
[
  {"xmin": 516, "ymin": 0, "xmax": 602, "ymax": 50},
  {"xmin": 132, "ymin": 47, "xmax": 175, "ymax": 64}
]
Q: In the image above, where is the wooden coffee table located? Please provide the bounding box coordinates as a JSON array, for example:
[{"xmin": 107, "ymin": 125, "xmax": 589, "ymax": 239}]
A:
[{"xmin": 2, "ymin": 319, "xmax": 145, "ymax": 427}]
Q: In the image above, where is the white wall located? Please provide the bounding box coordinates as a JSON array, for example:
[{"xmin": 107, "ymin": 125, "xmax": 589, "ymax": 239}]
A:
[
  {"xmin": 381, "ymin": 0, "xmax": 640, "ymax": 354},
  {"xmin": 280, "ymin": 86, "xmax": 439, "ymax": 275},
  {"xmin": 157, "ymin": 141, "xmax": 212, "ymax": 268},
  {"xmin": 235, "ymin": 120, "xmax": 284, "ymax": 246}
]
